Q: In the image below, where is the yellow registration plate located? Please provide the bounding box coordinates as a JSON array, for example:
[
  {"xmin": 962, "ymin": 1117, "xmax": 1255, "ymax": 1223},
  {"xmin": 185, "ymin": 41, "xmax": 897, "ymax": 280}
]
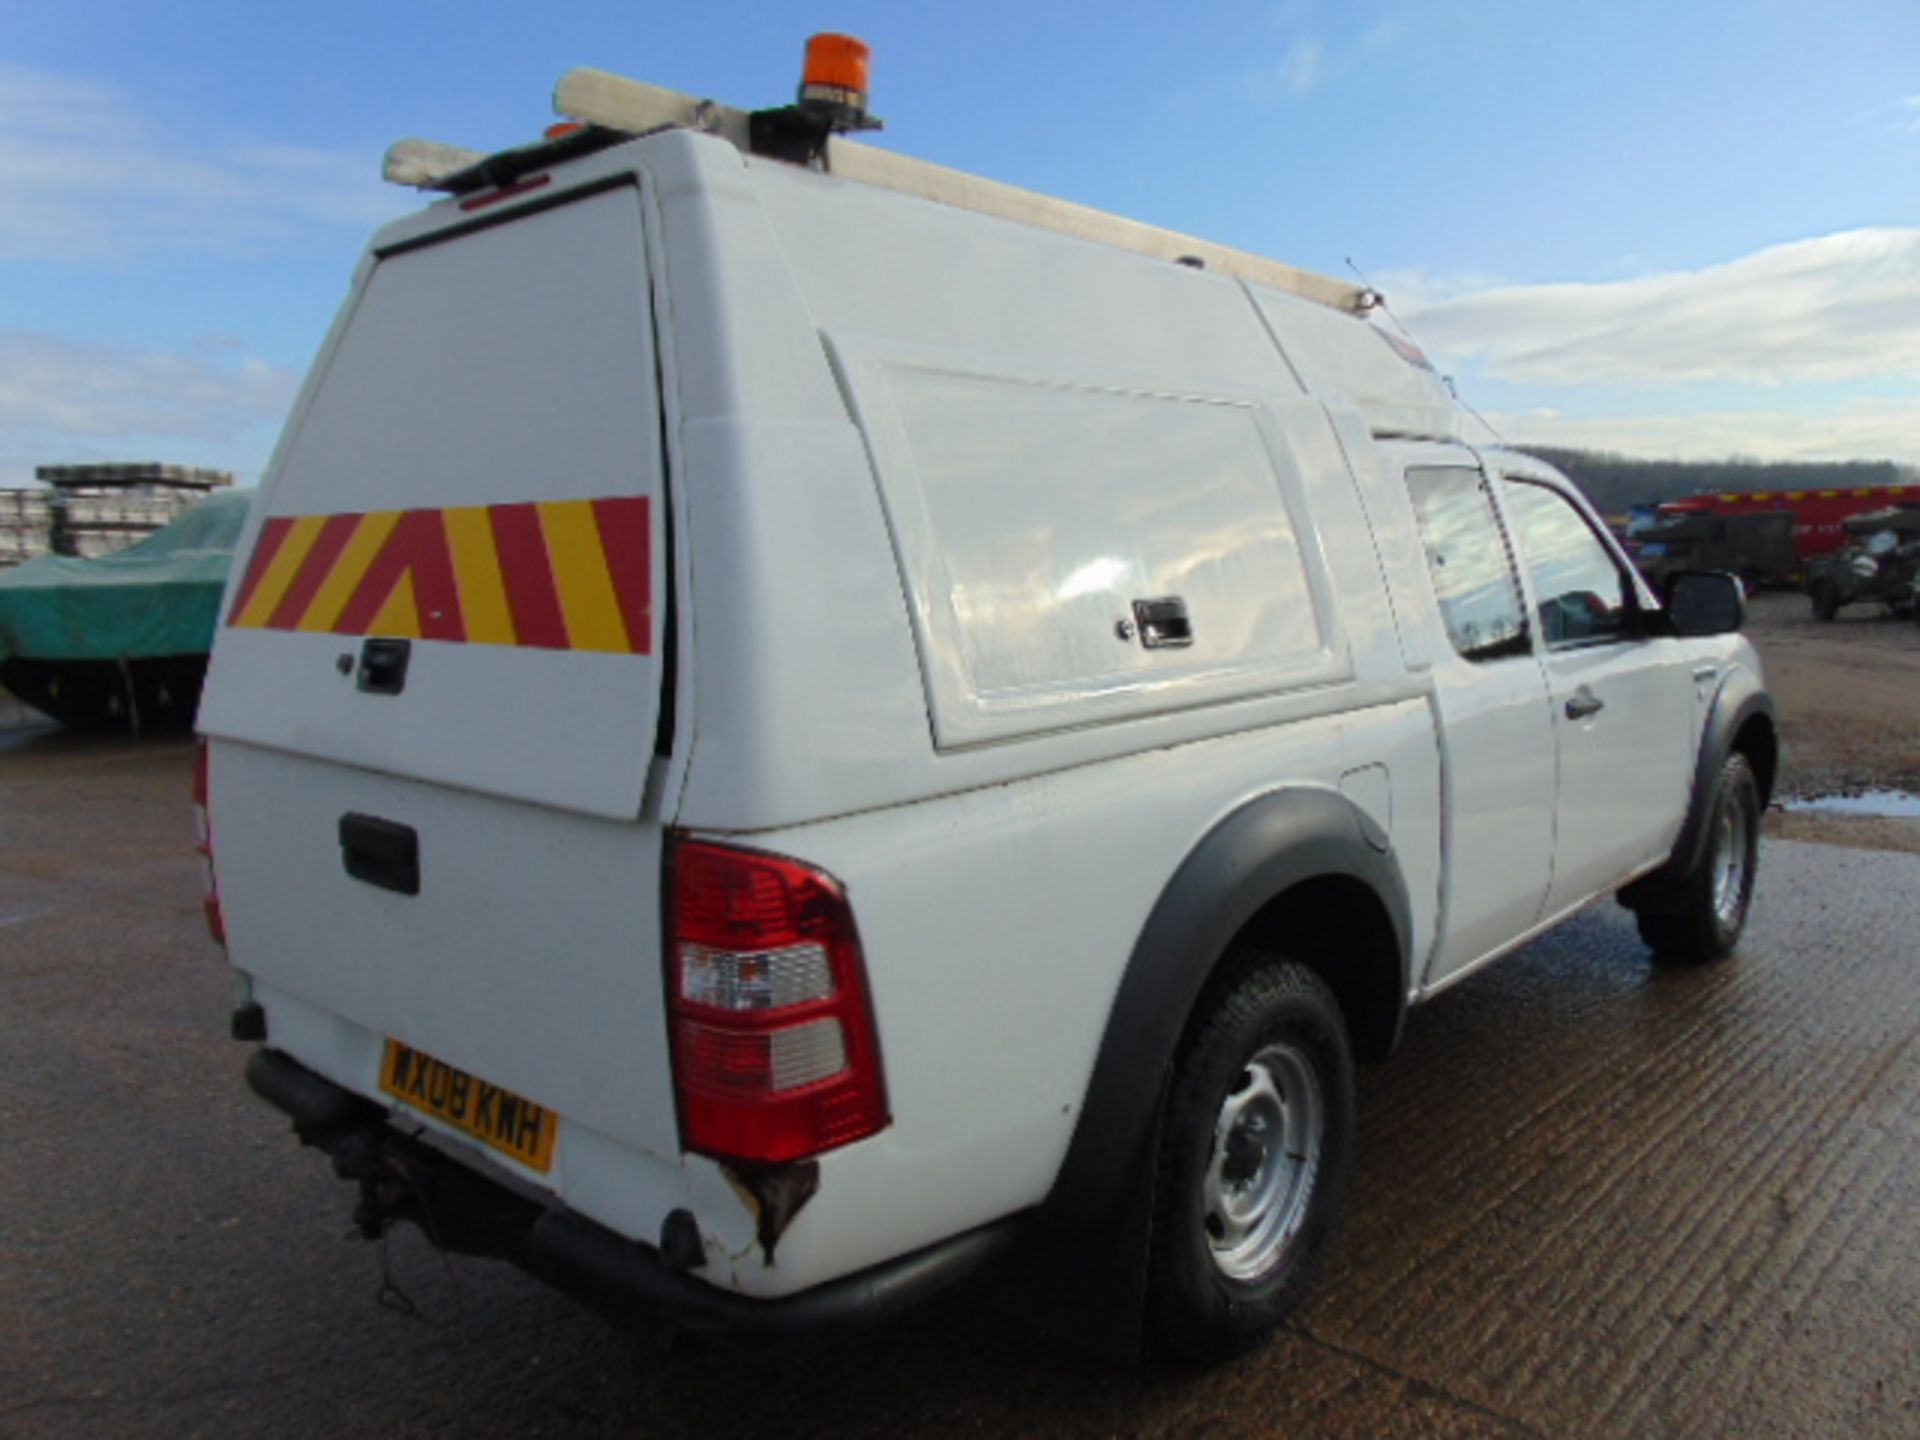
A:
[{"xmin": 379, "ymin": 1040, "xmax": 558, "ymax": 1173}]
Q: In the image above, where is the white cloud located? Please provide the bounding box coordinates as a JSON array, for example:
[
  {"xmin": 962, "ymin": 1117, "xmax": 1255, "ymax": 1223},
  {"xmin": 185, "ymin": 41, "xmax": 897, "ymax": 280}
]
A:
[
  {"xmin": 1489, "ymin": 398, "xmax": 1920, "ymax": 466},
  {"xmin": 1361, "ymin": 17, "xmax": 1404, "ymax": 51},
  {"xmin": 1887, "ymin": 95, "xmax": 1920, "ymax": 136},
  {"xmin": 1372, "ymin": 266, "xmax": 1516, "ymax": 310},
  {"xmin": 0, "ymin": 62, "xmax": 404, "ymax": 263},
  {"xmin": 1274, "ymin": 38, "xmax": 1327, "ymax": 99},
  {"xmin": 1399, "ymin": 228, "xmax": 1920, "ymax": 387},
  {"xmin": 0, "ymin": 330, "xmax": 299, "ymax": 485}
]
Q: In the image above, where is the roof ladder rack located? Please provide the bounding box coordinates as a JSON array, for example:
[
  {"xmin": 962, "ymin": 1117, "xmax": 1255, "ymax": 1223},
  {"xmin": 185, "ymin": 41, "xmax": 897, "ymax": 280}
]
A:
[{"xmin": 382, "ymin": 63, "xmax": 1370, "ymax": 316}]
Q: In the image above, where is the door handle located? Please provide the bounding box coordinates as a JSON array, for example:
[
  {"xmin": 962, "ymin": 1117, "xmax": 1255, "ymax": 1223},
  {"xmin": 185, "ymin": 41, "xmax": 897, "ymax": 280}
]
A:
[
  {"xmin": 1130, "ymin": 596, "xmax": 1193, "ymax": 649},
  {"xmin": 339, "ymin": 813, "xmax": 420, "ymax": 896},
  {"xmin": 1565, "ymin": 686, "xmax": 1604, "ymax": 721},
  {"xmin": 357, "ymin": 638, "xmax": 411, "ymax": 696}
]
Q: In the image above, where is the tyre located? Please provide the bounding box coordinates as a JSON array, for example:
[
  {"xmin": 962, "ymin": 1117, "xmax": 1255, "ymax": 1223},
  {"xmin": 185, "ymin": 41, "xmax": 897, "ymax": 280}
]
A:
[
  {"xmin": 1634, "ymin": 752, "xmax": 1761, "ymax": 965},
  {"xmin": 1147, "ymin": 957, "xmax": 1354, "ymax": 1362},
  {"xmin": 1809, "ymin": 583, "xmax": 1839, "ymax": 622}
]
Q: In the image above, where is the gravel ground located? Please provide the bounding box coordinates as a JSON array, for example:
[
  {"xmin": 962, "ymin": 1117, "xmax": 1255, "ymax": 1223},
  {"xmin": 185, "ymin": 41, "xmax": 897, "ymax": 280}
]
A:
[
  {"xmin": 1, "ymin": 590, "xmax": 1917, "ymax": 1437},
  {"xmin": 2, "ymin": 737, "xmax": 1916, "ymax": 1438},
  {"xmin": 1741, "ymin": 589, "xmax": 1920, "ymax": 855}
]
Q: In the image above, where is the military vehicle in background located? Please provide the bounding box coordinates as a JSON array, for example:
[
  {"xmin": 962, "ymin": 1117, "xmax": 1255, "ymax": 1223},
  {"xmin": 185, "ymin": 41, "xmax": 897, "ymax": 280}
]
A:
[
  {"xmin": 1805, "ymin": 504, "xmax": 1920, "ymax": 622},
  {"xmin": 0, "ymin": 488, "xmax": 249, "ymax": 728},
  {"xmin": 1627, "ymin": 509, "xmax": 1798, "ymax": 596},
  {"xmin": 1652, "ymin": 483, "xmax": 1920, "ymax": 572}
]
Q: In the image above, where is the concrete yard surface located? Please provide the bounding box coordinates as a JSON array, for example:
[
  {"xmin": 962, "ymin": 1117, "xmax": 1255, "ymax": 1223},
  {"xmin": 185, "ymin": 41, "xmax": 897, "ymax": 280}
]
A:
[{"xmin": 1, "ymin": 732, "xmax": 1916, "ymax": 1438}]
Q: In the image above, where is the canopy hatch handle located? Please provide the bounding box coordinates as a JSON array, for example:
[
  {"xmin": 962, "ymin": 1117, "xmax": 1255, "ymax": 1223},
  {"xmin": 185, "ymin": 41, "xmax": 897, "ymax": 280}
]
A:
[{"xmin": 1131, "ymin": 597, "xmax": 1193, "ymax": 650}]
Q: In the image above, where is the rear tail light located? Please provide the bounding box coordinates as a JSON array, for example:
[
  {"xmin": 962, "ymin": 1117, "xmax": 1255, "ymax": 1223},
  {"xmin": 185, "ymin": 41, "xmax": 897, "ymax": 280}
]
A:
[
  {"xmin": 666, "ymin": 839, "xmax": 889, "ymax": 1164},
  {"xmin": 192, "ymin": 739, "xmax": 226, "ymax": 946}
]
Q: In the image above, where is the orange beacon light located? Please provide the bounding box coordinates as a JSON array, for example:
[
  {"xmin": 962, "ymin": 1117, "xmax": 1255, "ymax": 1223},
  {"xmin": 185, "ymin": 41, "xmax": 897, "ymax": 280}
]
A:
[{"xmin": 800, "ymin": 32, "xmax": 872, "ymax": 109}]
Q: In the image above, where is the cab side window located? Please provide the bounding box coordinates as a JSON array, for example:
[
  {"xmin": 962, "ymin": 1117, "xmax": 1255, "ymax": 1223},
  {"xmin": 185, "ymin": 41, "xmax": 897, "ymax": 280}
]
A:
[
  {"xmin": 1405, "ymin": 466, "xmax": 1531, "ymax": 662},
  {"xmin": 1500, "ymin": 480, "xmax": 1633, "ymax": 647}
]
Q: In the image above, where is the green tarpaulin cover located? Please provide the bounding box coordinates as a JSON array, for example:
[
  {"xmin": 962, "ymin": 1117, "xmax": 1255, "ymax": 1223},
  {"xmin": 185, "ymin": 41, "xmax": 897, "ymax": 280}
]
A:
[{"xmin": 0, "ymin": 489, "xmax": 251, "ymax": 662}]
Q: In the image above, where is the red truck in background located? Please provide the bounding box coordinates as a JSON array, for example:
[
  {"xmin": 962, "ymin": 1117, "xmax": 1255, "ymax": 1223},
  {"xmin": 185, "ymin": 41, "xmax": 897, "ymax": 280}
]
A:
[{"xmin": 1656, "ymin": 485, "xmax": 1920, "ymax": 567}]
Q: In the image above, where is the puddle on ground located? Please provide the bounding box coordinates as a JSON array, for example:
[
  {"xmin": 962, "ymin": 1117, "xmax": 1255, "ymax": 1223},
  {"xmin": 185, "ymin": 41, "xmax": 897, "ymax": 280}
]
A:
[{"xmin": 1783, "ymin": 790, "xmax": 1920, "ymax": 819}]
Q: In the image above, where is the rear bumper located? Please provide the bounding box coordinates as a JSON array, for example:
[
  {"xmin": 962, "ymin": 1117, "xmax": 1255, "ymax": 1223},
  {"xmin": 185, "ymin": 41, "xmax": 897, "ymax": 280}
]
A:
[{"xmin": 245, "ymin": 1048, "xmax": 1013, "ymax": 1338}]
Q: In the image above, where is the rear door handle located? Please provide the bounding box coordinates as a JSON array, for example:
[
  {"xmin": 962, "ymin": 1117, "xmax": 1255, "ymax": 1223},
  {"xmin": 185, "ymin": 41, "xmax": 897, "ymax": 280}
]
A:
[
  {"xmin": 357, "ymin": 638, "xmax": 411, "ymax": 696},
  {"xmin": 340, "ymin": 813, "xmax": 420, "ymax": 896},
  {"xmin": 1565, "ymin": 686, "xmax": 1604, "ymax": 721}
]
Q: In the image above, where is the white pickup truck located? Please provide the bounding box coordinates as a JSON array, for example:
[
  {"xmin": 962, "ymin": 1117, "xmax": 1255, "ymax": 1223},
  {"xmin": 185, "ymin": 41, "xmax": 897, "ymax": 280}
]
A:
[{"xmin": 196, "ymin": 47, "xmax": 1776, "ymax": 1362}]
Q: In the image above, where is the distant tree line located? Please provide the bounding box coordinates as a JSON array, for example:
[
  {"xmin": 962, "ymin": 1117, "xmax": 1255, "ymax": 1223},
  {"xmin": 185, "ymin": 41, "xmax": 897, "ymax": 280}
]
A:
[{"xmin": 1516, "ymin": 447, "xmax": 1915, "ymax": 516}]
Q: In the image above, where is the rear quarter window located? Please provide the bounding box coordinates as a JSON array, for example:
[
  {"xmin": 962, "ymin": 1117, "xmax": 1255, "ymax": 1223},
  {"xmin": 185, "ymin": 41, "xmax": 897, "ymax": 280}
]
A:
[{"xmin": 1404, "ymin": 466, "xmax": 1531, "ymax": 663}]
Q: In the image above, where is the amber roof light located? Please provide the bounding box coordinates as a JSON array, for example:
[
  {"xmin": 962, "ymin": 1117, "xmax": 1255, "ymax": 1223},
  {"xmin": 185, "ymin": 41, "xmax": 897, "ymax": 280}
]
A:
[{"xmin": 801, "ymin": 32, "xmax": 871, "ymax": 108}]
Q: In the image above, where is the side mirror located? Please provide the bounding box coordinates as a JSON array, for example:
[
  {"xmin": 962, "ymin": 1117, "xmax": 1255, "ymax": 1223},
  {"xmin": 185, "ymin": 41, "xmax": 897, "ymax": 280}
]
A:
[{"xmin": 1666, "ymin": 571, "xmax": 1744, "ymax": 636}]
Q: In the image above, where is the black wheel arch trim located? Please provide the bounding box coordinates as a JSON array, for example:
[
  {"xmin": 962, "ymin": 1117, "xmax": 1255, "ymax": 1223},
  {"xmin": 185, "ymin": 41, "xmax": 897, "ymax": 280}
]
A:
[
  {"xmin": 1625, "ymin": 669, "xmax": 1775, "ymax": 905},
  {"xmin": 1042, "ymin": 785, "xmax": 1412, "ymax": 1232}
]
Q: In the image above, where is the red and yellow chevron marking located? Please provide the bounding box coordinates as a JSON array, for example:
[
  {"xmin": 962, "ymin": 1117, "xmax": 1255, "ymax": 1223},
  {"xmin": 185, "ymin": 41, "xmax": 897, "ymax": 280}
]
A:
[{"xmin": 226, "ymin": 498, "xmax": 651, "ymax": 654}]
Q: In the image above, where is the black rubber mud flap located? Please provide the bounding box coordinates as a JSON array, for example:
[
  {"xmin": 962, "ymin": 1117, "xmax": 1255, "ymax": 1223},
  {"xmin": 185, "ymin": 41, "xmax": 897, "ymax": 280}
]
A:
[{"xmin": 985, "ymin": 1099, "xmax": 1164, "ymax": 1361}]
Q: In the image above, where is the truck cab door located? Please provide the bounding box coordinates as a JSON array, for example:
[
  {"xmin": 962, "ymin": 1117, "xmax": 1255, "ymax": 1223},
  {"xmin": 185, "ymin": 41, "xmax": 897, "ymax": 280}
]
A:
[
  {"xmin": 1401, "ymin": 461, "xmax": 1555, "ymax": 987},
  {"xmin": 1494, "ymin": 474, "xmax": 1693, "ymax": 915}
]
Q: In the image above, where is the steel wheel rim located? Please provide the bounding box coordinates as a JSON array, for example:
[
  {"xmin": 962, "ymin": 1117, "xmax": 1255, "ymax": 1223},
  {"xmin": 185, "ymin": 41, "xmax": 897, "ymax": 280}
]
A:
[
  {"xmin": 1203, "ymin": 1041, "xmax": 1323, "ymax": 1282},
  {"xmin": 1711, "ymin": 797, "xmax": 1750, "ymax": 927}
]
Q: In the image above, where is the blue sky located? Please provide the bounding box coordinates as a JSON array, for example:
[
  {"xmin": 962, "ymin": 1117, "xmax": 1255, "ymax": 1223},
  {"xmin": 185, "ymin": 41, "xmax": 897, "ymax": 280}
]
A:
[{"xmin": 3, "ymin": 0, "xmax": 1916, "ymax": 485}]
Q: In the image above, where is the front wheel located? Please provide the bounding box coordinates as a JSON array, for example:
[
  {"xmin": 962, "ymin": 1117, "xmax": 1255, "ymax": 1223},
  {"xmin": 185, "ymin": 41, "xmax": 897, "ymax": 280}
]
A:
[
  {"xmin": 1146, "ymin": 957, "xmax": 1354, "ymax": 1362},
  {"xmin": 1809, "ymin": 582, "xmax": 1839, "ymax": 622},
  {"xmin": 1634, "ymin": 752, "xmax": 1761, "ymax": 964}
]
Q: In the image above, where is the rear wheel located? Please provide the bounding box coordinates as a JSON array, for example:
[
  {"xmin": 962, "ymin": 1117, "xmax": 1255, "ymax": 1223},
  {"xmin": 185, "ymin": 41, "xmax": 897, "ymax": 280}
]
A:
[
  {"xmin": 1146, "ymin": 957, "xmax": 1354, "ymax": 1362},
  {"xmin": 1634, "ymin": 752, "xmax": 1761, "ymax": 964}
]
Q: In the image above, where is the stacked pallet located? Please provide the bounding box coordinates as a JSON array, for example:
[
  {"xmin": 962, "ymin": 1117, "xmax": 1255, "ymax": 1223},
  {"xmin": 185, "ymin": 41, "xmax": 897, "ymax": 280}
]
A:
[
  {"xmin": 29, "ymin": 463, "xmax": 234, "ymax": 560},
  {"xmin": 0, "ymin": 489, "xmax": 53, "ymax": 568}
]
